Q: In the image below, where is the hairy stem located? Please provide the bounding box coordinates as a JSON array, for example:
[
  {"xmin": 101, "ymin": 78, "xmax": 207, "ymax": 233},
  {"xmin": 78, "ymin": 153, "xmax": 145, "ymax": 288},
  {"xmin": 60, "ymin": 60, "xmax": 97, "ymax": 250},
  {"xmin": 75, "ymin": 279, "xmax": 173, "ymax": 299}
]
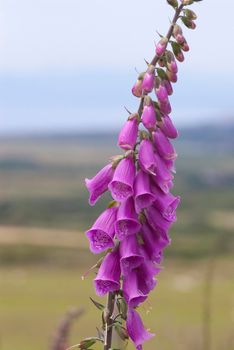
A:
[{"xmin": 104, "ymin": 292, "xmax": 115, "ymax": 350}]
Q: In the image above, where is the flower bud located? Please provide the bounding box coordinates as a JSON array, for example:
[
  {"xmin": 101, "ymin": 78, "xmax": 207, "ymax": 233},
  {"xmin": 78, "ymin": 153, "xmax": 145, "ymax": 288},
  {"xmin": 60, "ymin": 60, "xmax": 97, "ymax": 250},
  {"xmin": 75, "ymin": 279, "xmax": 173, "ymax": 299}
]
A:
[
  {"xmin": 173, "ymin": 24, "xmax": 183, "ymax": 38},
  {"xmin": 171, "ymin": 42, "xmax": 184, "ymax": 62},
  {"xmin": 159, "ymin": 99, "xmax": 172, "ymax": 114},
  {"xmin": 141, "ymin": 96, "xmax": 156, "ymax": 131},
  {"xmin": 163, "ymin": 79, "xmax": 173, "ymax": 96},
  {"xmin": 183, "ymin": 9, "xmax": 197, "ymax": 20},
  {"xmin": 155, "ymin": 77, "xmax": 168, "ymax": 102},
  {"xmin": 175, "ymin": 34, "xmax": 185, "ymax": 45},
  {"xmin": 181, "ymin": 41, "xmax": 190, "ymax": 52},
  {"xmin": 156, "ymin": 37, "xmax": 168, "ymax": 57},
  {"xmin": 141, "ymin": 65, "xmax": 155, "ymax": 93},
  {"xmin": 166, "ymin": 51, "xmax": 178, "ymax": 73},
  {"xmin": 181, "ymin": 16, "xmax": 196, "ymax": 30},
  {"xmin": 166, "ymin": 69, "xmax": 178, "ymax": 83},
  {"xmin": 182, "ymin": 0, "xmax": 193, "ymax": 5},
  {"xmin": 132, "ymin": 79, "xmax": 143, "ymax": 97},
  {"xmin": 118, "ymin": 115, "xmax": 138, "ymax": 150},
  {"xmin": 167, "ymin": 0, "xmax": 178, "ymax": 8},
  {"xmin": 158, "ymin": 57, "xmax": 165, "ymax": 67}
]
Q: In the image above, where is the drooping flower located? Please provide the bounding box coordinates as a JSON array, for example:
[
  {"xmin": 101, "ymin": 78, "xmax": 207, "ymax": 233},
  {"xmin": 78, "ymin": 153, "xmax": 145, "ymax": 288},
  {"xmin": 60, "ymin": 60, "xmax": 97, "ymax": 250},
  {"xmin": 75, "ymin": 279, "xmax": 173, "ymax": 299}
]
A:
[
  {"xmin": 136, "ymin": 252, "xmax": 160, "ymax": 294},
  {"xmin": 94, "ymin": 249, "xmax": 121, "ymax": 296},
  {"xmin": 118, "ymin": 115, "xmax": 139, "ymax": 150},
  {"xmin": 85, "ymin": 163, "xmax": 115, "ymax": 205},
  {"xmin": 158, "ymin": 115, "xmax": 178, "ymax": 139},
  {"xmin": 126, "ymin": 308, "xmax": 154, "ymax": 350},
  {"xmin": 153, "ymin": 129, "xmax": 177, "ymax": 160},
  {"xmin": 115, "ymin": 196, "xmax": 141, "ymax": 240},
  {"xmin": 138, "ymin": 139, "xmax": 157, "ymax": 175},
  {"xmin": 86, "ymin": 206, "xmax": 118, "ymax": 253},
  {"xmin": 152, "ymin": 184, "xmax": 180, "ymax": 221},
  {"xmin": 109, "ymin": 156, "xmax": 135, "ymax": 201},
  {"xmin": 120, "ymin": 235, "xmax": 144, "ymax": 275},
  {"xmin": 134, "ymin": 169, "xmax": 155, "ymax": 212},
  {"xmin": 123, "ymin": 269, "xmax": 147, "ymax": 308}
]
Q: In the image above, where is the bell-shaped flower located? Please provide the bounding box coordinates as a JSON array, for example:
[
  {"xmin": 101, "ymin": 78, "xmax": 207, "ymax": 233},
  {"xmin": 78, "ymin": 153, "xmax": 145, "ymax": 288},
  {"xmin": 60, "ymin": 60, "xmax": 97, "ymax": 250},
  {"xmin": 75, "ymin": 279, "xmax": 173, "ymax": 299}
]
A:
[
  {"xmin": 123, "ymin": 269, "xmax": 147, "ymax": 308},
  {"xmin": 138, "ymin": 139, "xmax": 157, "ymax": 175},
  {"xmin": 136, "ymin": 251, "xmax": 160, "ymax": 294},
  {"xmin": 153, "ymin": 129, "xmax": 177, "ymax": 160},
  {"xmin": 85, "ymin": 163, "xmax": 115, "ymax": 205},
  {"xmin": 118, "ymin": 116, "xmax": 138, "ymax": 150},
  {"xmin": 134, "ymin": 170, "xmax": 155, "ymax": 212},
  {"xmin": 152, "ymin": 185, "xmax": 180, "ymax": 221},
  {"xmin": 115, "ymin": 197, "xmax": 141, "ymax": 240},
  {"xmin": 146, "ymin": 204, "xmax": 176, "ymax": 235},
  {"xmin": 94, "ymin": 249, "xmax": 121, "ymax": 296},
  {"xmin": 126, "ymin": 308, "xmax": 154, "ymax": 350},
  {"xmin": 86, "ymin": 206, "xmax": 118, "ymax": 253},
  {"xmin": 120, "ymin": 235, "xmax": 144, "ymax": 275},
  {"xmin": 159, "ymin": 115, "xmax": 178, "ymax": 139},
  {"xmin": 141, "ymin": 221, "xmax": 170, "ymax": 261},
  {"xmin": 109, "ymin": 156, "xmax": 135, "ymax": 201}
]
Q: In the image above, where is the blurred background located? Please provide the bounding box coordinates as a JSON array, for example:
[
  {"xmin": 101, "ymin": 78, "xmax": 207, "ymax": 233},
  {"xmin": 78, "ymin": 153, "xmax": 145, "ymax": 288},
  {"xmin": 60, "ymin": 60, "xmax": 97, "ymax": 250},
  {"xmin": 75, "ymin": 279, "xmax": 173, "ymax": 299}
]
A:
[{"xmin": 0, "ymin": 0, "xmax": 234, "ymax": 349}]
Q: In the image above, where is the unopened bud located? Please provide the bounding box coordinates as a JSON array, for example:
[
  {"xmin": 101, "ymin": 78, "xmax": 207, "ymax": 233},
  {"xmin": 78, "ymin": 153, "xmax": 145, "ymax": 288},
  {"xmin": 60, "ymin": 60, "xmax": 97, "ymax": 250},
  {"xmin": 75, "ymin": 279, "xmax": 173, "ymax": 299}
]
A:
[
  {"xmin": 142, "ymin": 65, "xmax": 155, "ymax": 93},
  {"xmin": 183, "ymin": 9, "xmax": 197, "ymax": 20},
  {"xmin": 156, "ymin": 37, "xmax": 168, "ymax": 57},
  {"xmin": 182, "ymin": 0, "xmax": 193, "ymax": 5},
  {"xmin": 181, "ymin": 41, "xmax": 190, "ymax": 52},
  {"xmin": 163, "ymin": 79, "xmax": 173, "ymax": 96},
  {"xmin": 167, "ymin": 0, "xmax": 178, "ymax": 8},
  {"xmin": 175, "ymin": 34, "xmax": 185, "ymax": 44},
  {"xmin": 166, "ymin": 51, "xmax": 178, "ymax": 73},
  {"xmin": 181, "ymin": 16, "xmax": 196, "ymax": 29},
  {"xmin": 173, "ymin": 24, "xmax": 183, "ymax": 38},
  {"xmin": 158, "ymin": 57, "xmax": 165, "ymax": 67},
  {"xmin": 171, "ymin": 42, "xmax": 184, "ymax": 62},
  {"xmin": 132, "ymin": 79, "xmax": 143, "ymax": 97},
  {"xmin": 166, "ymin": 69, "xmax": 178, "ymax": 83}
]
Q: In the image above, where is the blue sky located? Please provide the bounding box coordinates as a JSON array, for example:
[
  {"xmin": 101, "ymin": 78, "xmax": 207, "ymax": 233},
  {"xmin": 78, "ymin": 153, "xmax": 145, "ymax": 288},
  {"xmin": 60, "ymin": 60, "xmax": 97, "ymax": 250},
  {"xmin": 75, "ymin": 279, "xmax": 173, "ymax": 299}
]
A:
[{"xmin": 1, "ymin": 0, "xmax": 234, "ymax": 134}]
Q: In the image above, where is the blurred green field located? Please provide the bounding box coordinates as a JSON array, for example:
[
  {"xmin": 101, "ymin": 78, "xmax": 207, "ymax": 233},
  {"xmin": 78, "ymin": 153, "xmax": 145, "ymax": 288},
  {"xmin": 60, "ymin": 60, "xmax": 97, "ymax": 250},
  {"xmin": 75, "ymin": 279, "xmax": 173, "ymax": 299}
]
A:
[{"xmin": 0, "ymin": 129, "xmax": 234, "ymax": 350}]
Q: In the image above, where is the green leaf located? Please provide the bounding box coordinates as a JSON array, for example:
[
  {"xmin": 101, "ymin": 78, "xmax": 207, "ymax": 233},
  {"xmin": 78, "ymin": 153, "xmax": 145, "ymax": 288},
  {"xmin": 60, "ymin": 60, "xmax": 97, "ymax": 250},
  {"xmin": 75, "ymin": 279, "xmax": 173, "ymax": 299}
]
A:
[{"xmin": 90, "ymin": 297, "xmax": 105, "ymax": 311}]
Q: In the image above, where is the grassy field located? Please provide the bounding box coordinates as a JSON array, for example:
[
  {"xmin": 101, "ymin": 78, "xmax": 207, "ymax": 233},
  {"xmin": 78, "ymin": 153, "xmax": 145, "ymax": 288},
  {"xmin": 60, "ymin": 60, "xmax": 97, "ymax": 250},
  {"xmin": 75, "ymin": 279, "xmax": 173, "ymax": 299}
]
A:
[{"xmin": 0, "ymin": 131, "xmax": 233, "ymax": 350}]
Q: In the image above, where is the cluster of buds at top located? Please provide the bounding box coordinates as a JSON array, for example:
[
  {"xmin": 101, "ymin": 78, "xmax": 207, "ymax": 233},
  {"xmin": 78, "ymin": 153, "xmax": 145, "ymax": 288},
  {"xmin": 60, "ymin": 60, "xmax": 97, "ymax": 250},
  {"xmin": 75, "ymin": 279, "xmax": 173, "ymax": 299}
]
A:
[{"xmin": 83, "ymin": 1, "xmax": 199, "ymax": 350}]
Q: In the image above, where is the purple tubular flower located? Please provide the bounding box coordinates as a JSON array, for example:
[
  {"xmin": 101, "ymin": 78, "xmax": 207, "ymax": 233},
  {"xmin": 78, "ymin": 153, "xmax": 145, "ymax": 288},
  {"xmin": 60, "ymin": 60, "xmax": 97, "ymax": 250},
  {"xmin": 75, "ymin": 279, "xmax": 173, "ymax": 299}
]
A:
[
  {"xmin": 153, "ymin": 129, "xmax": 177, "ymax": 160},
  {"xmin": 146, "ymin": 204, "xmax": 176, "ymax": 235},
  {"xmin": 118, "ymin": 116, "xmax": 138, "ymax": 150},
  {"xmin": 154, "ymin": 152, "xmax": 173, "ymax": 182},
  {"xmin": 123, "ymin": 269, "xmax": 147, "ymax": 308},
  {"xmin": 141, "ymin": 104, "xmax": 156, "ymax": 131},
  {"xmin": 137, "ymin": 254, "xmax": 160, "ymax": 294},
  {"xmin": 134, "ymin": 170, "xmax": 155, "ymax": 212},
  {"xmin": 85, "ymin": 164, "xmax": 115, "ymax": 205},
  {"xmin": 120, "ymin": 235, "xmax": 144, "ymax": 275},
  {"xmin": 115, "ymin": 196, "xmax": 141, "ymax": 240},
  {"xmin": 152, "ymin": 185, "xmax": 180, "ymax": 220},
  {"xmin": 126, "ymin": 308, "xmax": 154, "ymax": 350},
  {"xmin": 94, "ymin": 250, "xmax": 121, "ymax": 296},
  {"xmin": 109, "ymin": 156, "xmax": 135, "ymax": 201},
  {"xmin": 138, "ymin": 139, "xmax": 157, "ymax": 175},
  {"xmin": 159, "ymin": 115, "xmax": 178, "ymax": 139},
  {"xmin": 141, "ymin": 221, "xmax": 170, "ymax": 261},
  {"xmin": 86, "ymin": 206, "xmax": 117, "ymax": 253}
]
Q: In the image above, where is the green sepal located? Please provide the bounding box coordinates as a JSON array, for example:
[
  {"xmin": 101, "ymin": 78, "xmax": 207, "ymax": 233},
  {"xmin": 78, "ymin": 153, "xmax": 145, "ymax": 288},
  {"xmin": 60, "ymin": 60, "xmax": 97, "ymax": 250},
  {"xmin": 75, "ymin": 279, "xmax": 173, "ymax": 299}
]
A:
[{"xmin": 90, "ymin": 297, "xmax": 105, "ymax": 311}]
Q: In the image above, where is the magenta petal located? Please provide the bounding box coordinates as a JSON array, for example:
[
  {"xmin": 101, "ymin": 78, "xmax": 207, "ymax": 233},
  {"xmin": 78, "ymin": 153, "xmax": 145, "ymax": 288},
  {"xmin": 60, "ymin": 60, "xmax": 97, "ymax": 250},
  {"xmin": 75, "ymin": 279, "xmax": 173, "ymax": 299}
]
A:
[
  {"xmin": 85, "ymin": 164, "xmax": 115, "ymax": 205},
  {"xmin": 123, "ymin": 270, "xmax": 147, "ymax": 308},
  {"xmin": 146, "ymin": 204, "xmax": 175, "ymax": 236},
  {"xmin": 142, "ymin": 72, "xmax": 154, "ymax": 93},
  {"xmin": 152, "ymin": 185, "xmax": 180, "ymax": 220},
  {"xmin": 120, "ymin": 235, "xmax": 144, "ymax": 275},
  {"xmin": 118, "ymin": 118, "xmax": 138, "ymax": 150},
  {"xmin": 153, "ymin": 129, "xmax": 177, "ymax": 160},
  {"xmin": 115, "ymin": 197, "xmax": 141, "ymax": 240},
  {"xmin": 126, "ymin": 308, "xmax": 154, "ymax": 350},
  {"xmin": 141, "ymin": 105, "xmax": 156, "ymax": 130},
  {"xmin": 94, "ymin": 250, "xmax": 121, "ymax": 296},
  {"xmin": 136, "ymin": 252, "xmax": 160, "ymax": 294},
  {"xmin": 134, "ymin": 170, "xmax": 155, "ymax": 212},
  {"xmin": 108, "ymin": 157, "xmax": 135, "ymax": 201},
  {"xmin": 86, "ymin": 207, "xmax": 117, "ymax": 253},
  {"xmin": 159, "ymin": 115, "xmax": 178, "ymax": 139},
  {"xmin": 138, "ymin": 139, "xmax": 157, "ymax": 175}
]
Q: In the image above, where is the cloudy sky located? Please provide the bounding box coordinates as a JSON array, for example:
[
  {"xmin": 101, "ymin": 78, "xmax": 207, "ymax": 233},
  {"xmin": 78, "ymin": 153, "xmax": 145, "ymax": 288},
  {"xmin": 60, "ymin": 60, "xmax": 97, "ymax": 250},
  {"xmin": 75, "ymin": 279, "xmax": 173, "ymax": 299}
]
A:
[{"xmin": 1, "ymin": 0, "xmax": 234, "ymax": 134}]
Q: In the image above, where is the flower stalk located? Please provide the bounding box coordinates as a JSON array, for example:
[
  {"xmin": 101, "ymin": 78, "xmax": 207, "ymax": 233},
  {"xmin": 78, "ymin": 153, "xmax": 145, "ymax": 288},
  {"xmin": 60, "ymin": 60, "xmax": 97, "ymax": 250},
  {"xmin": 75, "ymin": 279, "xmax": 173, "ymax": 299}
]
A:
[{"xmin": 72, "ymin": 1, "xmax": 202, "ymax": 350}]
